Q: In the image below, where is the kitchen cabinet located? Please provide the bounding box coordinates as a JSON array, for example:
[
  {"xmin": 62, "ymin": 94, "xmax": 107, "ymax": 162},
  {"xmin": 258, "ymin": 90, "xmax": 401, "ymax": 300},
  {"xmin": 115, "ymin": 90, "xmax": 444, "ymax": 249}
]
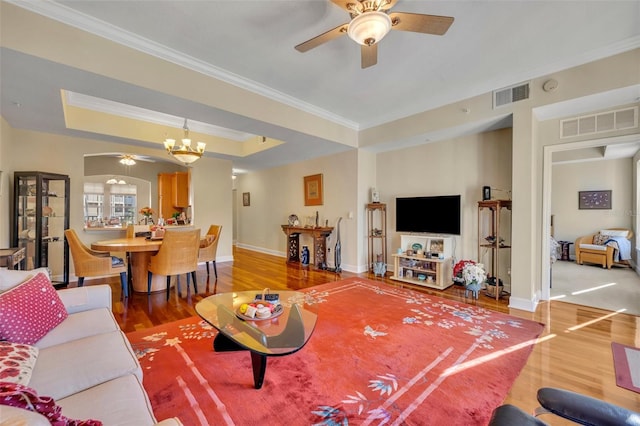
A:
[{"xmin": 158, "ymin": 172, "xmax": 189, "ymax": 219}]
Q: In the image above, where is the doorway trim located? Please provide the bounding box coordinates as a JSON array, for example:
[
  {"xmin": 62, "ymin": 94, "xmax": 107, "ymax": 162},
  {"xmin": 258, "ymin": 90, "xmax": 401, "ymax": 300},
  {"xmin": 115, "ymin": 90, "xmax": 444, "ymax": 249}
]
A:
[{"xmin": 541, "ymin": 133, "xmax": 640, "ymax": 300}]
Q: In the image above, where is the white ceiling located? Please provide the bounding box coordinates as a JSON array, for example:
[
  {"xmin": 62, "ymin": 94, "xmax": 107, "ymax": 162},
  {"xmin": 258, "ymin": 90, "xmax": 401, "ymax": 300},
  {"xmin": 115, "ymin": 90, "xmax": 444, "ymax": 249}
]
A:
[{"xmin": 1, "ymin": 0, "xmax": 639, "ymax": 171}]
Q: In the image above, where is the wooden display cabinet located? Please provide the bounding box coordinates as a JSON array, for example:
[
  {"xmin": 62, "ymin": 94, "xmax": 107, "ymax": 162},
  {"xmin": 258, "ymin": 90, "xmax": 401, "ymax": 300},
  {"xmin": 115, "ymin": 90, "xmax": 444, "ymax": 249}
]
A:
[
  {"xmin": 13, "ymin": 171, "xmax": 69, "ymax": 286},
  {"xmin": 366, "ymin": 203, "xmax": 387, "ymax": 273},
  {"xmin": 477, "ymin": 199, "xmax": 511, "ymax": 300}
]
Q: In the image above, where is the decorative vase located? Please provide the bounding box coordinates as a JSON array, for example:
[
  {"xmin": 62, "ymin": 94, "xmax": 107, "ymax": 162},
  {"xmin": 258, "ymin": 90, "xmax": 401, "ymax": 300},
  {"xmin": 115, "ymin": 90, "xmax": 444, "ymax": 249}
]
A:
[
  {"xmin": 301, "ymin": 246, "xmax": 310, "ymax": 266},
  {"xmin": 464, "ymin": 281, "xmax": 482, "ymax": 299},
  {"xmin": 373, "ymin": 261, "xmax": 386, "ymax": 277}
]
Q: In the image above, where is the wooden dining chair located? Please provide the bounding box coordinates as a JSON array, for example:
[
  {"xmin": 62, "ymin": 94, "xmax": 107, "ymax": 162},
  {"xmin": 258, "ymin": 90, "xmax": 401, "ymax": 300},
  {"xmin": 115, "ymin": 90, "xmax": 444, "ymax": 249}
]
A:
[
  {"xmin": 147, "ymin": 229, "xmax": 201, "ymax": 300},
  {"xmin": 64, "ymin": 229, "xmax": 129, "ymax": 297},
  {"xmin": 198, "ymin": 225, "xmax": 222, "ymax": 278}
]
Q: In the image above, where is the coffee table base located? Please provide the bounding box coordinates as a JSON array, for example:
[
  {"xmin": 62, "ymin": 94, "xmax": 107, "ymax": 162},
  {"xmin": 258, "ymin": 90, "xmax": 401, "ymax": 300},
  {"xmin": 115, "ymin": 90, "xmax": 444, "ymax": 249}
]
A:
[{"xmin": 213, "ymin": 333, "xmax": 268, "ymax": 389}]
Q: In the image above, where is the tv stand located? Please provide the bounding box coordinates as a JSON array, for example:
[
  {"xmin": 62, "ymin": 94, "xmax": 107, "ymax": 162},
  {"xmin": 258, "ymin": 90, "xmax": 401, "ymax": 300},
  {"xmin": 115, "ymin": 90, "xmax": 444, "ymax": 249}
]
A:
[{"xmin": 390, "ymin": 253, "xmax": 452, "ymax": 290}]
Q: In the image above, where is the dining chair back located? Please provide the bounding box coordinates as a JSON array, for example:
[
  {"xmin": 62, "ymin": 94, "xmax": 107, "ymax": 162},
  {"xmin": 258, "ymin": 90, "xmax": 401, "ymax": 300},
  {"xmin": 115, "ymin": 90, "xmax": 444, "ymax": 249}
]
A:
[
  {"xmin": 147, "ymin": 228, "xmax": 201, "ymax": 300},
  {"xmin": 64, "ymin": 229, "xmax": 129, "ymax": 297},
  {"xmin": 126, "ymin": 224, "xmax": 151, "ymax": 238},
  {"xmin": 198, "ymin": 225, "xmax": 222, "ymax": 278}
]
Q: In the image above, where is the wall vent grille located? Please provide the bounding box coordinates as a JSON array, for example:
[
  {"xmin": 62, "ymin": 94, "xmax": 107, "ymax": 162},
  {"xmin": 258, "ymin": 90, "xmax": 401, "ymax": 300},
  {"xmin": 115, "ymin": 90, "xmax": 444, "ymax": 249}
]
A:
[
  {"xmin": 560, "ymin": 106, "xmax": 638, "ymax": 138},
  {"xmin": 493, "ymin": 82, "xmax": 530, "ymax": 108}
]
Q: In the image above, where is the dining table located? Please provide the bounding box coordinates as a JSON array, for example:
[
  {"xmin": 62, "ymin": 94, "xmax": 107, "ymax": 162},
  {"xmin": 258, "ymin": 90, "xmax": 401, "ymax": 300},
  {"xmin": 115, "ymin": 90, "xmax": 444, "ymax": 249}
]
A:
[{"xmin": 91, "ymin": 237, "xmax": 165, "ymax": 293}]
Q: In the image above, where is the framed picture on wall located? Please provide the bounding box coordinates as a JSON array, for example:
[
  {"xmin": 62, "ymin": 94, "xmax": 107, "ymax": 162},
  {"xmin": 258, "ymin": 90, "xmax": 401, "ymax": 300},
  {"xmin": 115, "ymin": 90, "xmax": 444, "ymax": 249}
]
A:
[
  {"xmin": 242, "ymin": 192, "xmax": 250, "ymax": 206},
  {"xmin": 304, "ymin": 174, "xmax": 323, "ymax": 206},
  {"xmin": 578, "ymin": 190, "xmax": 611, "ymax": 209}
]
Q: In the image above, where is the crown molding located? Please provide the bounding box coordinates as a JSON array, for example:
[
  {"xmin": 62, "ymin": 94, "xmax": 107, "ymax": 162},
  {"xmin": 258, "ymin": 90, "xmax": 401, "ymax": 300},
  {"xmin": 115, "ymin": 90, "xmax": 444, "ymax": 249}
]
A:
[
  {"xmin": 8, "ymin": 0, "xmax": 360, "ymax": 131},
  {"xmin": 64, "ymin": 90, "xmax": 254, "ymax": 141}
]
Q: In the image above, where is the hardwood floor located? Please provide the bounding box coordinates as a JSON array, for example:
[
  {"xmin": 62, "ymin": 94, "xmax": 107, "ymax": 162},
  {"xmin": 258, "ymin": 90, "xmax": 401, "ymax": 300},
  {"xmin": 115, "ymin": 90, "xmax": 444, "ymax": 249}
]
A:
[{"xmin": 88, "ymin": 247, "xmax": 639, "ymax": 421}]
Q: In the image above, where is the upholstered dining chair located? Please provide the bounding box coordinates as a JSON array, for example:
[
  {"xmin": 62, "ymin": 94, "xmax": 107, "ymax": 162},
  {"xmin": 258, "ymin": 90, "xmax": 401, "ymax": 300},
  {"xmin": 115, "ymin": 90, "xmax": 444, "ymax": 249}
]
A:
[
  {"xmin": 147, "ymin": 228, "xmax": 201, "ymax": 300},
  {"xmin": 64, "ymin": 229, "xmax": 129, "ymax": 297},
  {"xmin": 198, "ymin": 225, "xmax": 222, "ymax": 278},
  {"xmin": 126, "ymin": 224, "xmax": 151, "ymax": 238}
]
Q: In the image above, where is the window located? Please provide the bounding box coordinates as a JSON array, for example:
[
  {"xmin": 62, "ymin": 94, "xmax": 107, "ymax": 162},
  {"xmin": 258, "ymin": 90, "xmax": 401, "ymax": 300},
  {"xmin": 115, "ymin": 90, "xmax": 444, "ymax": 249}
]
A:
[
  {"xmin": 110, "ymin": 194, "xmax": 136, "ymax": 223},
  {"xmin": 83, "ymin": 183, "xmax": 104, "ymax": 222},
  {"xmin": 83, "ymin": 182, "xmax": 136, "ymax": 226},
  {"xmin": 84, "ymin": 193, "xmax": 104, "ymax": 220}
]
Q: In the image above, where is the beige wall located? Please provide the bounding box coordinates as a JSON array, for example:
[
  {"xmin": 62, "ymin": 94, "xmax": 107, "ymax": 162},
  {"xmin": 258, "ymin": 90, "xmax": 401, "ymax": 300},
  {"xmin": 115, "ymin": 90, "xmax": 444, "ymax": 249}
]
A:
[
  {"xmin": 234, "ymin": 149, "xmax": 360, "ymax": 271},
  {"xmin": 552, "ymin": 158, "xmax": 633, "ymax": 251},
  {"xmin": 0, "ymin": 117, "xmax": 12, "ymax": 247},
  {"xmin": 376, "ymin": 128, "xmax": 513, "ymax": 285}
]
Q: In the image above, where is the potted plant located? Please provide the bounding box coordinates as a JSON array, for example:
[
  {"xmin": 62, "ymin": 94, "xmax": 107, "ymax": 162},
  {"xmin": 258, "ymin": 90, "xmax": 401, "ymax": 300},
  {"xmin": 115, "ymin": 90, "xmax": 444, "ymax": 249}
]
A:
[
  {"xmin": 139, "ymin": 207, "xmax": 154, "ymax": 225},
  {"xmin": 453, "ymin": 259, "xmax": 487, "ymax": 299}
]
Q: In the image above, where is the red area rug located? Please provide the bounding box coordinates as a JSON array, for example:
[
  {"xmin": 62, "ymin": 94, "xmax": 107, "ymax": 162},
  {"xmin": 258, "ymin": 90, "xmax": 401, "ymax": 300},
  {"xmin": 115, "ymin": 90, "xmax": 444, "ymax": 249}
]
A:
[
  {"xmin": 127, "ymin": 278, "xmax": 544, "ymax": 425},
  {"xmin": 612, "ymin": 342, "xmax": 640, "ymax": 394}
]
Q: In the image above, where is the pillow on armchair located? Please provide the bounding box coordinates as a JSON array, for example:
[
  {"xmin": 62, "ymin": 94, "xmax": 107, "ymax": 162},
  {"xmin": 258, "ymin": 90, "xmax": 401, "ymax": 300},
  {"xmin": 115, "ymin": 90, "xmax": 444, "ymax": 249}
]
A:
[
  {"xmin": 592, "ymin": 233, "xmax": 609, "ymax": 245},
  {"xmin": 0, "ymin": 272, "xmax": 68, "ymax": 344},
  {"xmin": 600, "ymin": 229, "xmax": 629, "ymax": 238}
]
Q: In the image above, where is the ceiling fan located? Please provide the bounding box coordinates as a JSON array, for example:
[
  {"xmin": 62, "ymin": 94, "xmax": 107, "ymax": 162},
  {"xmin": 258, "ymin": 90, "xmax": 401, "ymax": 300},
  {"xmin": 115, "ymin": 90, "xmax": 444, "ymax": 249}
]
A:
[{"xmin": 295, "ymin": 0, "xmax": 454, "ymax": 68}]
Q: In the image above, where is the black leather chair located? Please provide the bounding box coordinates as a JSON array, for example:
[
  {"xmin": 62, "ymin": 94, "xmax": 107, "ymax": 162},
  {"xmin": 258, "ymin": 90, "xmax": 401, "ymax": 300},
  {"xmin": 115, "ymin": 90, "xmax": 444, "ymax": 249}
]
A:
[{"xmin": 489, "ymin": 387, "xmax": 640, "ymax": 426}]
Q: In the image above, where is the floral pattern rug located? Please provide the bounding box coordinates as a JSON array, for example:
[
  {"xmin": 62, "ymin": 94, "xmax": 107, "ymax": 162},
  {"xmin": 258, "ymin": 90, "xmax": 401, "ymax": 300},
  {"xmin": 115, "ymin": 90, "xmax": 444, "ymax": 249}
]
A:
[{"xmin": 127, "ymin": 278, "xmax": 544, "ymax": 425}]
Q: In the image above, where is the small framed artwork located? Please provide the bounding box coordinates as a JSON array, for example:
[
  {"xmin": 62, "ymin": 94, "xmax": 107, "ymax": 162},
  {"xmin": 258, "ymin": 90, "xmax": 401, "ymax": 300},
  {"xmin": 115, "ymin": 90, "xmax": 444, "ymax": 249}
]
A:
[
  {"xmin": 579, "ymin": 190, "xmax": 611, "ymax": 210},
  {"xmin": 304, "ymin": 174, "xmax": 323, "ymax": 206},
  {"xmin": 242, "ymin": 192, "xmax": 250, "ymax": 206}
]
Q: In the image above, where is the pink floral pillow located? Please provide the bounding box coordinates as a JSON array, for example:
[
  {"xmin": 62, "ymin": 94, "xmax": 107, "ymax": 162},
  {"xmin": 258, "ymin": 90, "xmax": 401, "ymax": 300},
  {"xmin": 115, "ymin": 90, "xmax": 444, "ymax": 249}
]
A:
[
  {"xmin": 0, "ymin": 341, "xmax": 38, "ymax": 385},
  {"xmin": 0, "ymin": 272, "xmax": 68, "ymax": 344}
]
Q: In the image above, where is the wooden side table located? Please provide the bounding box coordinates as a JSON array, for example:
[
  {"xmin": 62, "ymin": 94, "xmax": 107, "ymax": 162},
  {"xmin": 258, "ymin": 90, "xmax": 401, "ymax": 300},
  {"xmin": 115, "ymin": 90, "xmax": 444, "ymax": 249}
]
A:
[
  {"xmin": 557, "ymin": 241, "xmax": 573, "ymax": 261},
  {"xmin": 0, "ymin": 247, "xmax": 26, "ymax": 270},
  {"xmin": 281, "ymin": 226, "xmax": 333, "ymax": 269}
]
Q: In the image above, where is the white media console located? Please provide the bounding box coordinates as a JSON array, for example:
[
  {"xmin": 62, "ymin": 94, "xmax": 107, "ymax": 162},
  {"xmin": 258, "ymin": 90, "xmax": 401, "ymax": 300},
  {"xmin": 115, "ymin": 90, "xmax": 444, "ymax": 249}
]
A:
[{"xmin": 391, "ymin": 235, "xmax": 454, "ymax": 290}]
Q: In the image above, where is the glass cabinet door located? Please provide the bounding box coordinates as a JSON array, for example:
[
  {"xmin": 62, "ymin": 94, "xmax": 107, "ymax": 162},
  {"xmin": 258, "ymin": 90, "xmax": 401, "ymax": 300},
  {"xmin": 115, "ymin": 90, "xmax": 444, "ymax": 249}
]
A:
[{"xmin": 14, "ymin": 172, "xmax": 70, "ymax": 287}]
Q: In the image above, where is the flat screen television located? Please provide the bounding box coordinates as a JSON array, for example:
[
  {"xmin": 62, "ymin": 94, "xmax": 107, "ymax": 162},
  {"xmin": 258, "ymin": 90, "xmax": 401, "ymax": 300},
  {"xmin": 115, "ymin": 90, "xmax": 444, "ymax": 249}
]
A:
[{"xmin": 395, "ymin": 195, "xmax": 461, "ymax": 235}]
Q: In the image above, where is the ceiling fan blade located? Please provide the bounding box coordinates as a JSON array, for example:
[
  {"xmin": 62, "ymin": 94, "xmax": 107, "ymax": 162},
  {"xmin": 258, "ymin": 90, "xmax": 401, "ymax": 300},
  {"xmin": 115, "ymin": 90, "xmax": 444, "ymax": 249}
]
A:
[
  {"xmin": 331, "ymin": 0, "xmax": 398, "ymax": 13},
  {"xmin": 361, "ymin": 44, "xmax": 377, "ymax": 69},
  {"xmin": 388, "ymin": 12, "xmax": 454, "ymax": 35},
  {"xmin": 295, "ymin": 23, "xmax": 348, "ymax": 52}
]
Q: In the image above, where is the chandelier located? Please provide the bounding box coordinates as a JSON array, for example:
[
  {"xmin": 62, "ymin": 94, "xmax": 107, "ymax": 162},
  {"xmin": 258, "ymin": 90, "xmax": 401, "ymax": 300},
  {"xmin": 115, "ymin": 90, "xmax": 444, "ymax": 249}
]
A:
[{"xmin": 164, "ymin": 118, "xmax": 206, "ymax": 164}]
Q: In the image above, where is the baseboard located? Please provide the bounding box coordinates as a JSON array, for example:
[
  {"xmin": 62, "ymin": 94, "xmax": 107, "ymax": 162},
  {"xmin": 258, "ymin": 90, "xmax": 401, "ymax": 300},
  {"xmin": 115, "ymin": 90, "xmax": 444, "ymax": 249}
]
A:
[
  {"xmin": 508, "ymin": 296, "xmax": 538, "ymax": 312},
  {"xmin": 235, "ymin": 242, "xmax": 285, "ymax": 258},
  {"xmin": 234, "ymin": 243, "xmax": 364, "ymax": 273}
]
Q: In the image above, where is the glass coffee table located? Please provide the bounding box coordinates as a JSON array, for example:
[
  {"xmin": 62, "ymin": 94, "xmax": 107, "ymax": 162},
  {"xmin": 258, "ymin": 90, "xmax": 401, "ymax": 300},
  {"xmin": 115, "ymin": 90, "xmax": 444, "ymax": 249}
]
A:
[{"xmin": 195, "ymin": 291, "xmax": 318, "ymax": 389}]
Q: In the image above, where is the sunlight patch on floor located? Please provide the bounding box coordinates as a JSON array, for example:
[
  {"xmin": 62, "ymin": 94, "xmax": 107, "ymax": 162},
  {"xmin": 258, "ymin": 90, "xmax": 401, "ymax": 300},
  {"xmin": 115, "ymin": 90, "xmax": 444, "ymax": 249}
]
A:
[
  {"xmin": 441, "ymin": 334, "xmax": 556, "ymax": 377},
  {"xmin": 571, "ymin": 282, "xmax": 617, "ymax": 295},
  {"xmin": 550, "ymin": 294, "xmax": 566, "ymax": 300},
  {"xmin": 565, "ymin": 309, "xmax": 627, "ymax": 332}
]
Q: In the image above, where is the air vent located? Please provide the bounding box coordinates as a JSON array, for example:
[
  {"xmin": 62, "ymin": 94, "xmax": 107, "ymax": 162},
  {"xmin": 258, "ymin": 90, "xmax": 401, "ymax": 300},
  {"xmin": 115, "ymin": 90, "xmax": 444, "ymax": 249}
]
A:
[
  {"xmin": 560, "ymin": 107, "xmax": 638, "ymax": 138},
  {"xmin": 493, "ymin": 82, "xmax": 530, "ymax": 108}
]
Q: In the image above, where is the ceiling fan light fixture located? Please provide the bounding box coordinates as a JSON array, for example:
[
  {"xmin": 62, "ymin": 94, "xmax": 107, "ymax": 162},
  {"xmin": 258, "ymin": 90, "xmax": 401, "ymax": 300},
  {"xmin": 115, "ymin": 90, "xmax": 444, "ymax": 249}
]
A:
[
  {"xmin": 347, "ymin": 11, "xmax": 392, "ymax": 46},
  {"xmin": 119, "ymin": 155, "xmax": 136, "ymax": 166}
]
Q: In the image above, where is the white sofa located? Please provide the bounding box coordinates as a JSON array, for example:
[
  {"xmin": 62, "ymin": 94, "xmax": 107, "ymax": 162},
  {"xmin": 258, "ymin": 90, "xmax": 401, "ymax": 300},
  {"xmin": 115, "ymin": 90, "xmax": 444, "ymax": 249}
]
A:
[{"xmin": 0, "ymin": 268, "xmax": 181, "ymax": 426}]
